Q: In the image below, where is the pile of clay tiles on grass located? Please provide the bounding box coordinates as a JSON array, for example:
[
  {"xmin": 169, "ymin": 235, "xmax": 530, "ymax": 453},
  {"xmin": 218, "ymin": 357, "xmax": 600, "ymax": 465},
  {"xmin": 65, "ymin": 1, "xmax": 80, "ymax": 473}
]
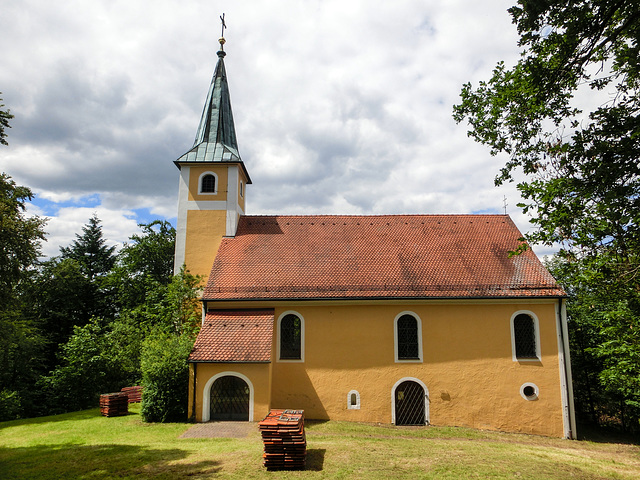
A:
[
  {"xmin": 121, "ymin": 385, "xmax": 143, "ymax": 403},
  {"xmin": 259, "ymin": 409, "xmax": 306, "ymax": 470},
  {"xmin": 99, "ymin": 392, "xmax": 128, "ymax": 417}
]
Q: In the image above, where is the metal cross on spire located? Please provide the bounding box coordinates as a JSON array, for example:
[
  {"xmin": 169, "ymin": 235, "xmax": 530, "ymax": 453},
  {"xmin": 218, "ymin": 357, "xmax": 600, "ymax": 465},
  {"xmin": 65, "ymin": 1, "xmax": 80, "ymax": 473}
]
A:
[
  {"xmin": 217, "ymin": 13, "xmax": 227, "ymax": 54},
  {"xmin": 220, "ymin": 13, "xmax": 227, "ymax": 38},
  {"xmin": 218, "ymin": 13, "xmax": 227, "ymax": 51}
]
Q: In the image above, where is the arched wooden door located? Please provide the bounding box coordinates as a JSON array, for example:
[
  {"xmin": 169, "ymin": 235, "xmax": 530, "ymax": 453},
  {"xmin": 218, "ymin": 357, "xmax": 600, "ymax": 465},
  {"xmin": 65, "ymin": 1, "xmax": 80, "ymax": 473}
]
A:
[
  {"xmin": 394, "ymin": 380, "xmax": 426, "ymax": 426},
  {"xmin": 210, "ymin": 375, "xmax": 250, "ymax": 421}
]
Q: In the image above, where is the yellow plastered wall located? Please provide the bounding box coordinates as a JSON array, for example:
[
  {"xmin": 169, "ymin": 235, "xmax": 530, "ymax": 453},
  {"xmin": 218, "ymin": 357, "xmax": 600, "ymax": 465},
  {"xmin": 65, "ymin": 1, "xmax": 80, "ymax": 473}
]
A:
[
  {"xmin": 237, "ymin": 174, "xmax": 246, "ymax": 213},
  {"xmin": 191, "ymin": 363, "xmax": 272, "ymax": 422},
  {"xmin": 269, "ymin": 302, "xmax": 565, "ymax": 437},
  {"xmin": 184, "ymin": 209, "xmax": 226, "ymax": 280},
  {"xmin": 180, "ymin": 164, "xmax": 248, "ymax": 280}
]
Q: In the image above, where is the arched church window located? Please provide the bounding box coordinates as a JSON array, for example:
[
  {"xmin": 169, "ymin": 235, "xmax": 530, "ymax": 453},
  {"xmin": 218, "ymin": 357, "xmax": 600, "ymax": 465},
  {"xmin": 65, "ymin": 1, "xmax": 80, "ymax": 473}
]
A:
[
  {"xmin": 513, "ymin": 314, "xmax": 537, "ymax": 359},
  {"xmin": 511, "ymin": 311, "xmax": 541, "ymax": 361},
  {"xmin": 396, "ymin": 313, "xmax": 422, "ymax": 361},
  {"xmin": 279, "ymin": 313, "xmax": 303, "ymax": 361}
]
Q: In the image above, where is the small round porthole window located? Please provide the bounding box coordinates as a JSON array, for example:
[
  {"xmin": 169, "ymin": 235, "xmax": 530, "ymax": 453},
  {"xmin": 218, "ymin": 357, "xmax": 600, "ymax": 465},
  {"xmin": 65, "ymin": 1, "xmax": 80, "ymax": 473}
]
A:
[{"xmin": 520, "ymin": 383, "xmax": 539, "ymax": 401}]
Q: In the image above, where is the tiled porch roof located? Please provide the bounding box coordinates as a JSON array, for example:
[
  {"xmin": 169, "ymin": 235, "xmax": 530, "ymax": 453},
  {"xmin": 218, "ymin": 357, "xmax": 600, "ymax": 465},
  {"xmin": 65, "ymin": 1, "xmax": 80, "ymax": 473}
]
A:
[
  {"xmin": 203, "ymin": 214, "xmax": 565, "ymax": 301},
  {"xmin": 188, "ymin": 309, "xmax": 274, "ymax": 362}
]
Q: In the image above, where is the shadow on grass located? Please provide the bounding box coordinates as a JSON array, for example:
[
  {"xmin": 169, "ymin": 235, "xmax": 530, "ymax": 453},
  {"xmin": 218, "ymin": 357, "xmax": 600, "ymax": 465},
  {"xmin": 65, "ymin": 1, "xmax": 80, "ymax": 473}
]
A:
[
  {"xmin": 577, "ymin": 423, "xmax": 640, "ymax": 445},
  {"xmin": 305, "ymin": 448, "xmax": 326, "ymax": 471},
  {"xmin": 0, "ymin": 409, "xmax": 103, "ymax": 430},
  {"xmin": 0, "ymin": 443, "xmax": 221, "ymax": 479}
]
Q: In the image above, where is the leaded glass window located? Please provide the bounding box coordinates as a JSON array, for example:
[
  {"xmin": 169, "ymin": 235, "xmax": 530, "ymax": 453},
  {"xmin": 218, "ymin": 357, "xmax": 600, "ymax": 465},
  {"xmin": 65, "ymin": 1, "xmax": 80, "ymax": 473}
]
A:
[
  {"xmin": 201, "ymin": 174, "xmax": 216, "ymax": 193},
  {"xmin": 514, "ymin": 313, "xmax": 537, "ymax": 359},
  {"xmin": 397, "ymin": 314, "xmax": 419, "ymax": 360},
  {"xmin": 280, "ymin": 314, "xmax": 301, "ymax": 360}
]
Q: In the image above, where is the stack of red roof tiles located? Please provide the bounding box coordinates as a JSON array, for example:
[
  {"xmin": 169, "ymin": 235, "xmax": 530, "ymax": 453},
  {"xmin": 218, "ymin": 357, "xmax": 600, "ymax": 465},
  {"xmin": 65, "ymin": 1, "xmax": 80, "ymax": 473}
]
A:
[
  {"xmin": 259, "ymin": 409, "xmax": 306, "ymax": 470},
  {"xmin": 120, "ymin": 385, "xmax": 143, "ymax": 403},
  {"xmin": 99, "ymin": 392, "xmax": 128, "ymax": 417}
]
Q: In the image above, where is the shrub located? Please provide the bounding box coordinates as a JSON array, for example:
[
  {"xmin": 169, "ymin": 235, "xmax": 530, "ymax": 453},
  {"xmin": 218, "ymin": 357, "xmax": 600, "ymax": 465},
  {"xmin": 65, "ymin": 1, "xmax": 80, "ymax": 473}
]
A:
[
  {"xmin": 0, "ymin": 389, "xmax": 22, "ymax": 421},
  {"xmin": 140, "ymin": 331, "xmax": 194, "ymax": 422}
]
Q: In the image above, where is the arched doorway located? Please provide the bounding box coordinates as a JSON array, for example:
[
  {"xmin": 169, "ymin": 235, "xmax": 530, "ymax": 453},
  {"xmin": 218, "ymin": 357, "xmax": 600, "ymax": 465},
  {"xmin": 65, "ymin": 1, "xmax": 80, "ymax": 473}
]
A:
[
  {"xmin": 394, "ymin": 379, "xmax": 427, "ymax": 426},
  {"xmin": 210, "ymin": 375, "xmax": 250, "ymax": 421}
]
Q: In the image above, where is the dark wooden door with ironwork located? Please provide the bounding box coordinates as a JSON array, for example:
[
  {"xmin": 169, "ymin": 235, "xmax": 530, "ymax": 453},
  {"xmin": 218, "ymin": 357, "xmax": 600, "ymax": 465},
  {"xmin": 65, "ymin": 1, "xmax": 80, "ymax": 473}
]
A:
[
  {"xmin": 395, "ymin": 380, "xmax": 425, "ymax": 425},
  {"xmin": 210, "ymin": 375, "xmax": 250, "ymax": 421}
]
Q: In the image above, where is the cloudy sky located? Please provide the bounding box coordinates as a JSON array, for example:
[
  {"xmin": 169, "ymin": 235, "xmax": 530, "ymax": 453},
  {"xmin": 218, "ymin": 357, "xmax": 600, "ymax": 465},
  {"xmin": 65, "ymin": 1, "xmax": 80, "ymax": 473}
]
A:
[{"xmin": 1, "ymin": 0, "xmax": 544, "ymax": 258}]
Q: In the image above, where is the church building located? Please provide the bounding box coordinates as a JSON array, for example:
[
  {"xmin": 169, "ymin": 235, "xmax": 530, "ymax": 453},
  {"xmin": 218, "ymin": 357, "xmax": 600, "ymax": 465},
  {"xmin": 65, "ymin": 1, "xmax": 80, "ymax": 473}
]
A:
[{"xmin": 174, "ymin": 37, "xmax": 576, "ymax": 438}]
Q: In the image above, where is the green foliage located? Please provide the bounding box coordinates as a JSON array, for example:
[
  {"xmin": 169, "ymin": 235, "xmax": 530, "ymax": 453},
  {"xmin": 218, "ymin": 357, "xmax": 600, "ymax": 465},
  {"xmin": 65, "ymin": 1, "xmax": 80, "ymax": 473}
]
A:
[
  {"xmin": 119, "ymin": 220, "xmax": 175, "ymax": 285},
  {"xmin": 42, "ymin": 319, "xmax": 136, "ymax": 413},
  {"xmin": 547, "ymin": 254, "xmax": 640, "ymax": 431},
  {"xmin": 453, "ymin": 1, "xmax": 640, "ymax": 257},
  {"xmin": 140, "ymin": 330, "xmax": 194, "ymax": 423},
  {"xmin": 0, "ymin": 94, "xmax": 13, "ymax": 146},
  {"xmin": 138, "ymin": 268, "xmax": 201, "ymax": 423},
  {"xmin": 0, "ymin": 173, "xmax": 47, "ymax": 306},
  {"xmin": 0, "ymin": 173, "xmax": 47, "ymax": 419},
  {"xmin": 0, "ymin": 176, "xmax": 193, "ymax": 421},
  {"xmin": 29, "ymin": 258, "xmax": 95, "ymax": 368},
  {"xmin": 60, "ymin": 214, "xmax": 116, "ymax": 281},
  {"xmin": 42, "ymin": 268, "xmax": 201, "ymax": 417},
  {"xmin": 106, "ymin": 220, "xmax": 175, "ymax": 310},
  {"xmin": 0, "ymin": 389, "xmax": 22, "ymax": 421}
]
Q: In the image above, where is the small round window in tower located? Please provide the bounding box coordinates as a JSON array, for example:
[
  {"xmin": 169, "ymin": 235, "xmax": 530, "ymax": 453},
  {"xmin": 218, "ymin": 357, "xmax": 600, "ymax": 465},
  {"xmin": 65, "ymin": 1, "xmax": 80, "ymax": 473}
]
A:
[{"xmin": 520, "ymin": 383, "xmax": 539, "ymax": 401}]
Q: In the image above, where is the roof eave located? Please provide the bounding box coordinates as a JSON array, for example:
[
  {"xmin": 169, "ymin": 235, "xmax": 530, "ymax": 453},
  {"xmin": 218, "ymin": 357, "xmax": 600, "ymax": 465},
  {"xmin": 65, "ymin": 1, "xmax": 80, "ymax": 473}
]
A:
[
  {"xmin": 188, "ymin": 359, "xmax": 271, "ymax": 364},
  {"xmin": 201, "ymin": 293, "xmax": 568, "ymax": 303},
  {"xmin": 173, "ymin": 159, "xmax": 252, "ymax": 184}
]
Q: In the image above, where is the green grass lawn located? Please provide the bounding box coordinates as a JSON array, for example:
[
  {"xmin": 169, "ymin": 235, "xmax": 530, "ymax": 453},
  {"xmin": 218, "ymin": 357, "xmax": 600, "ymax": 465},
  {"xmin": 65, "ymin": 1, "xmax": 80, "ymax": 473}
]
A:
[{"xmin": 1, "ymin": 404, "xmax": 639, "ymax": 479}]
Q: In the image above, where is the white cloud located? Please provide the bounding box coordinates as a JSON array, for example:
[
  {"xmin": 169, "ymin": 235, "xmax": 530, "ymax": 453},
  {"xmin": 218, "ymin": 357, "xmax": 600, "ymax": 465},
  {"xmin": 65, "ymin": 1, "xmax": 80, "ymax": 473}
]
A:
[{"xmin": 1, "ymin": 0, "xmax": 554, "ymax": 258}]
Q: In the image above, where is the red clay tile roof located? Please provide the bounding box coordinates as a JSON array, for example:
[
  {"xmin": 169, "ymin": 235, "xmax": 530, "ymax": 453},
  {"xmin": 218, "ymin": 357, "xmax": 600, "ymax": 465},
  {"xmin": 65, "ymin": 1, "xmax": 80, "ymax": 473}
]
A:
[
  {"xmin": 203, "ymin": 215, "xmax": 565, "ymax": 301},
  {"xmin": 188, "ymin": 310, "xmax": 274, "ymax": 362}
]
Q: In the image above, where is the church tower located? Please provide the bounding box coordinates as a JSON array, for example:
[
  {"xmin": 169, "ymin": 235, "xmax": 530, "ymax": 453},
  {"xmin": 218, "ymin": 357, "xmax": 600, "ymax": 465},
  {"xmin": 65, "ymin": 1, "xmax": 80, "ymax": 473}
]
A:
[{"xmin": 173, "ymin": 35, "xmax": 251, "ymax": 278}]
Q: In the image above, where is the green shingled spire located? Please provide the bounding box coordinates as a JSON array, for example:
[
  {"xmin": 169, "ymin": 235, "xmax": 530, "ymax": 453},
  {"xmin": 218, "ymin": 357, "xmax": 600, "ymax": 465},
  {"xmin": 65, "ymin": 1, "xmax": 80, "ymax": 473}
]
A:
[{"xmin": 176, "ymin": 43, "xmax": 242, "ymax": 165}]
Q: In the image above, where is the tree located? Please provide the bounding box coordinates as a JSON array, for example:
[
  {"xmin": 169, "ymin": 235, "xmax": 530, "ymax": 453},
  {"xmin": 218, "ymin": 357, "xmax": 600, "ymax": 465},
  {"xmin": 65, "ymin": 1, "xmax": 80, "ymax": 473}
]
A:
[
  {"xmin": 140, "ymin": 331, "xmax": 194, "ymax": 423},
  {"xmin": 60, "ymin": 214, "xmax": 116, "ymax": 281},
  {"xmin": 453, "ymin": 1, "xmax": 640, "ymax": 260},
  {"xmin": 0, "ymin": 94, "xmax": 13, "ymax": 146},
  {"xmin": 30, "ymin": 258, "xmax": 95, "ymax": 370},
  {"xmin": 42, "ymin": 268, "xmax": 201, "ymax": 417},
  {"xmin": 454, "ymin": 1, "xmax": 640, "ymax": 431},
  {"xmin": 0, "ymin": 174, "xmax": 47, "ymax": 420},
  {"xmin": 106, "ymin": 220, "xmax": 175, "ymax": 310},
  {"xmin": 547, "ymin": 254, "xmax": 640, "ymax": 431},
  {"xmin": 0, "ymin": 173, "xmax": 47, "ymax": 305},
  {"xmin": 119, "ymin": 220, "xmax": 175, "ymax": 285}
]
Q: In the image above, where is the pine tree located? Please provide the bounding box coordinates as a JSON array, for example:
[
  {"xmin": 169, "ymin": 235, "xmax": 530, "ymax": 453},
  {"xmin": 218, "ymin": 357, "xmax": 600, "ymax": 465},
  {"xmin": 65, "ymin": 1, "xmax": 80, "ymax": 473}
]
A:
[{"xmin": 60, "ymin": 214, "xmax": 116, "ymax": 281}]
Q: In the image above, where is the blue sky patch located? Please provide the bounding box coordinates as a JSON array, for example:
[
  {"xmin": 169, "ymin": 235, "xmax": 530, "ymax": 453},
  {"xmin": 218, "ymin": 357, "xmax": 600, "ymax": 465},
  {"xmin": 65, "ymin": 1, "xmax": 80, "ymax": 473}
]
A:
[{"xmin": 28, "ymin": 194, "xmax": 101, "ymax": 216}]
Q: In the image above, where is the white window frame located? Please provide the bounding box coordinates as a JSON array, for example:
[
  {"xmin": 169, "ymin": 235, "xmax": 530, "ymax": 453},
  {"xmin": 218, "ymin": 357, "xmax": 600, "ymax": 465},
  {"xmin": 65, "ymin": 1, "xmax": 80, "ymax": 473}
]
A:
[
  {"xmin": 520, "ymin": 382, "xmax": 539, "ymax": 401},
  {"xmin": 510, "ymin": 310, "xmax": 541, "ymax": 362},
  {"xmin": 201, "ymin": 371, "xmax": 254, "ymax": 422},
  {"xmin": 347, "ymin": 390, "xmax": 361, "ymax": 410},
  {"xmin": 277, "ymin": 310, "xmax": 305, "ymax": 363},
  {"xmin": 393, "ymin": 311, "xmax": 423, "ymax": 363},
  {"xmin": 198, "ymin": 171, "xmax": 219, "ymax": 195}
]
